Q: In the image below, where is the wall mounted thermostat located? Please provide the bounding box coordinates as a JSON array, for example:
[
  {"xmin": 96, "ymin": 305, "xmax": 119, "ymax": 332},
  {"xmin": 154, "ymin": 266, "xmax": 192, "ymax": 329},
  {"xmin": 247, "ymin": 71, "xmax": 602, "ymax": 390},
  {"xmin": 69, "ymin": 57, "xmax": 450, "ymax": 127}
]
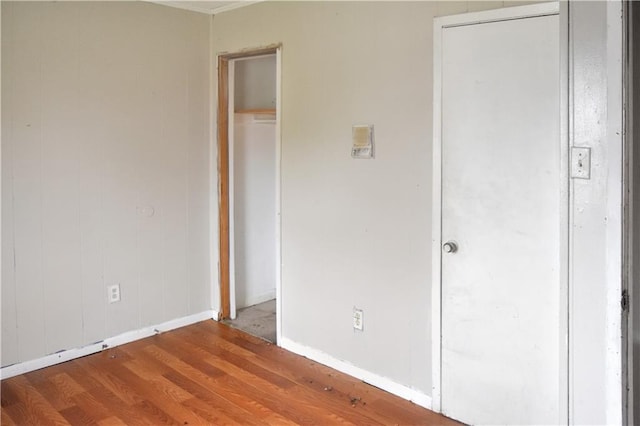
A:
[{"xmin": 352, "ymin": 124, "xmax": 374, "ymax": 159}]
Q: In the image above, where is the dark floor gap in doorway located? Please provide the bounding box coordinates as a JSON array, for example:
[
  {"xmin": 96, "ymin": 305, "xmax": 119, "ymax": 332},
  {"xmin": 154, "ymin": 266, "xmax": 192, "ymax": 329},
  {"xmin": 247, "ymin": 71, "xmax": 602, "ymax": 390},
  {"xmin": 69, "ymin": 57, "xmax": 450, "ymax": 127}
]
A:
[{"xmin": 223, "ymin": 299, "xmax": 276, "ymax": 343}]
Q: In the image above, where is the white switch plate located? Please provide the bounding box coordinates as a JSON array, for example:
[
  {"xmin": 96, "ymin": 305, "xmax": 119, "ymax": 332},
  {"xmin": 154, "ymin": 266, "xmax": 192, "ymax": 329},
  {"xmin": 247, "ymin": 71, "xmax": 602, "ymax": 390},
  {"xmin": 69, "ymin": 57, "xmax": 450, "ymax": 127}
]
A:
[
  {"xmin": 571, "ymin": 147, "xmax": 591, "ymax": 179},
  {"xmin": 353, "ymin": 308, "xmax": 364, "ymax": 331}
]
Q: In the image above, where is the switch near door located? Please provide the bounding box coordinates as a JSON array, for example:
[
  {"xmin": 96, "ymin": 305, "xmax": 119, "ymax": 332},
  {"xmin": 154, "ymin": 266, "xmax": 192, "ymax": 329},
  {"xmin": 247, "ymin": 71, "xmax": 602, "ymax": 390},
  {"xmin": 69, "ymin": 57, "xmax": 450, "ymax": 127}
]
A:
[{"xmin": 571, "ymin": 146, "xmax": 591, "ymax": 179}]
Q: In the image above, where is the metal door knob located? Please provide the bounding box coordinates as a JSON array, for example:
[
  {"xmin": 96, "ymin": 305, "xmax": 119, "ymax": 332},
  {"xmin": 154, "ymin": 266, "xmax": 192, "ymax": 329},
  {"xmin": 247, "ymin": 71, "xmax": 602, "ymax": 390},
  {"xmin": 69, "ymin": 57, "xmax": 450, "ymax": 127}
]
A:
[{"xmin": 443, "ymin": 241, "xmax": 458, "ymax": 253}]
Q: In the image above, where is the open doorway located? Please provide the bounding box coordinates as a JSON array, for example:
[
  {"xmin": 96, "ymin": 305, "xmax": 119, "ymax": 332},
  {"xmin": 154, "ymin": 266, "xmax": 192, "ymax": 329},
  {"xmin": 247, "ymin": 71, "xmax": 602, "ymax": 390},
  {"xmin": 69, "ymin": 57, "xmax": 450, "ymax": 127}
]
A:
[{"xmin": 217, "ymin": 47, "xmax": 281, "ymax": 343}]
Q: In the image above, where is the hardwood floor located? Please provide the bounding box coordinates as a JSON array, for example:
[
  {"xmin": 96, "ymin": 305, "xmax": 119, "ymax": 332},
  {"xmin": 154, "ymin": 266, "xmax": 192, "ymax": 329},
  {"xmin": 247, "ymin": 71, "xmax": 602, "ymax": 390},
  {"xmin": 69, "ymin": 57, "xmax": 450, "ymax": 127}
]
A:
[{"xmin": 1, "ymin": 320, "xmax": 458, "ymax": 425}]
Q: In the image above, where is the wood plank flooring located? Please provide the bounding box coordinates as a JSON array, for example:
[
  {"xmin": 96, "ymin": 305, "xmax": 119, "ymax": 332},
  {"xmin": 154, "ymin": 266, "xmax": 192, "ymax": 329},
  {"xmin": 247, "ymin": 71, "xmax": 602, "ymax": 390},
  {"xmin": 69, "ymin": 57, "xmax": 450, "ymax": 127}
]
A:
[{"xmin": 1, "ymin": 320, "xmax": 458, "ymax": 425}]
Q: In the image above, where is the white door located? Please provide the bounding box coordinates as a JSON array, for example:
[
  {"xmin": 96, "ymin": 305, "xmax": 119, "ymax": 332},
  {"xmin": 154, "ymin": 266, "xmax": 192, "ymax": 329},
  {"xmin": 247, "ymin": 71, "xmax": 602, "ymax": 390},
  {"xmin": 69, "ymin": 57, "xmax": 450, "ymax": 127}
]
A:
[{"xmin": 440, "ymin": 12, "xmax": 563, "ymax": 425}]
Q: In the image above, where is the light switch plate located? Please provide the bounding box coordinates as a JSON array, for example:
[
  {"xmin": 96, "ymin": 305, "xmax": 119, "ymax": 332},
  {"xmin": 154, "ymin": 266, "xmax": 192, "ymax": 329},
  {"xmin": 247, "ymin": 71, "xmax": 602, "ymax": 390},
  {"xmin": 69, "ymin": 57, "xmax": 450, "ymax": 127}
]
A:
[{"xmin": 571, "ymin": 147, "xmax": 591, "ymax": 179}]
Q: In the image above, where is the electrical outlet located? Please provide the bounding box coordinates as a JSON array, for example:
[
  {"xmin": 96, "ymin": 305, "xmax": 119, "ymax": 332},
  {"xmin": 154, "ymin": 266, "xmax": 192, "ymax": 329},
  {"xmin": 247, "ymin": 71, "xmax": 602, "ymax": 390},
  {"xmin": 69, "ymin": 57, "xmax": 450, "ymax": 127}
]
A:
[
  {"xmin": 353, "ymin": 308, "xmax": 364, "ymax": 331},
  {"xmin": 108, "ymin": 284, "xmax": 121, "ymax": 303}
]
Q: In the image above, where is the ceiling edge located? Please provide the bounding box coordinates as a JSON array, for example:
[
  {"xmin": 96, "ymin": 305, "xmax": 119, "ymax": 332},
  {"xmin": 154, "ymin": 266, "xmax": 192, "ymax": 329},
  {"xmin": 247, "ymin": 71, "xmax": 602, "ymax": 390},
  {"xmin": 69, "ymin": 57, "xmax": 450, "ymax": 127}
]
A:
[
  {"xmin": 145, "ymin": 1, "xmax": 264, "ymax": 16},
  {"xmin": 145, "ymin": 1, "xmax": 216, "ymax": 15},
  {"xmin": 212, "ymin": 1, "xmax": 264, "ymax": 15}
]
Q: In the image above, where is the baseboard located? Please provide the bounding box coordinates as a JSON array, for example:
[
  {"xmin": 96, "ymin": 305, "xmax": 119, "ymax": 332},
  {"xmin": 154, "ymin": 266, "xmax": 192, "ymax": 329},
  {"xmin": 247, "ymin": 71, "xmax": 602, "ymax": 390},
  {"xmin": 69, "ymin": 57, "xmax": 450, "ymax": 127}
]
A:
[
  {"xmin": 0, "ymin": 310, "xmax": 216, "ymax": 380},
  {"xmin": 279, "ymin": 337, "xmax": 432, "ymax": 409},
  {"xmin": 240, "ymin": 290, "xmax": 276, "ymax": 309}
]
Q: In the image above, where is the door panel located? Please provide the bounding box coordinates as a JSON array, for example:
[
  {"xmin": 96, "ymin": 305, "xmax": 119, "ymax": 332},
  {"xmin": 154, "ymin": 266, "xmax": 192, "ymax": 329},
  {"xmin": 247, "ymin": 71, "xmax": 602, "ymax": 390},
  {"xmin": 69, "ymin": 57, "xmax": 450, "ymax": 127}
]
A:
[{"xmin": 441, "ymin": 14, "xmax": 562, "ymax": 425}]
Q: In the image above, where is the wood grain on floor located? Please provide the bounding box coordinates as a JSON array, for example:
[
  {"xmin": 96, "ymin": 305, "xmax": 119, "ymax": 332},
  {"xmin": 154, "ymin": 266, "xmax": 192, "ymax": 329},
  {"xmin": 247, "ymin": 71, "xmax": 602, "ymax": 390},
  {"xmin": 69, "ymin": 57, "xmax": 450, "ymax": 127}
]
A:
[{"xmin": 1, "ymin": 320, "xmax": 459, "ymax": 425}]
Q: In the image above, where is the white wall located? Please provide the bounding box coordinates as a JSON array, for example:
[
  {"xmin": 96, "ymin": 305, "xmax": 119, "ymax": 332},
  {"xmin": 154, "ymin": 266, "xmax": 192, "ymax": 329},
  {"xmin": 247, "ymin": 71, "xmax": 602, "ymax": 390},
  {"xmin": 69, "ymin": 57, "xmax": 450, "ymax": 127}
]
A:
[
  {"xmin": 212, "ymin": 0, "xmax": 541, "ymax": 397},
  {"xmin": 234, "ymin": 55, "xmax": 277, "ymax": 111},
  {"xmin": 1, "ymin": 1, "xmax": 627, "ymax": 421},
  {"xmin": 233, "ymin": 113, "xmax": 276, "ymax": 309},
  {"xmin": 1, "ymin": 1, "xmax": 211, "ymax": 367},
  {"xmin": 211, "ymin": 1, "xmax": 626, "ymax": 419}
]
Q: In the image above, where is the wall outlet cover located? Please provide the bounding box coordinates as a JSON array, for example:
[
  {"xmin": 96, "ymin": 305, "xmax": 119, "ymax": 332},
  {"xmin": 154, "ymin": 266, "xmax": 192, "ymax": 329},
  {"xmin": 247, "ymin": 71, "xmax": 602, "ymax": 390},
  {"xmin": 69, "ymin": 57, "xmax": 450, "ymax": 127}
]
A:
[
  {"xmin": 108, "ymin": 284, "xmax": 121, "ymax": 304},
  {"xmin": 353, "ymin": 308, "xmax": 364, "ymax": 331}
]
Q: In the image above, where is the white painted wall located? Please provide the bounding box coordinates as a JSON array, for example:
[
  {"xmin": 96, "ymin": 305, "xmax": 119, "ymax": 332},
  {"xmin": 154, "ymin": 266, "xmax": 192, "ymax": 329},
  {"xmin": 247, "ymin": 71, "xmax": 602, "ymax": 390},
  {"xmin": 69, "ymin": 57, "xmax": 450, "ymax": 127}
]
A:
[
  {"xmin": 212, "ymin": 0, "xmax": 542, "ymax": 397},
  {"xmin": 233, "ymin": 113, "xmax": 276, "ymax": 309},
  {"xmin": 234, "ymin": 55, "xmax": 276, "ymax": 111},
  {"xmin": 1, "ymin": 1, "xmax": 211, "ymax": 367},
  {"xmin": 0, "ymin": 1, "xmax": 628, "ymax": 421},
  {"xmin": 212, "ymin": 1, "xmax": 627, "ymax": 418}
]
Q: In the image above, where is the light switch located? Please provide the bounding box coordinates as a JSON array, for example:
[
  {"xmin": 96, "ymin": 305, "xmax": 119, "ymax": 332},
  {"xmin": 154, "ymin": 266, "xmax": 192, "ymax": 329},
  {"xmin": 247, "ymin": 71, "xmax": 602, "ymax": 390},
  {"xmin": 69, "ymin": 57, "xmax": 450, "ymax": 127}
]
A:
[{"xmin": 571, "ymin": 147, "xmax": 591, "ymax": 179}]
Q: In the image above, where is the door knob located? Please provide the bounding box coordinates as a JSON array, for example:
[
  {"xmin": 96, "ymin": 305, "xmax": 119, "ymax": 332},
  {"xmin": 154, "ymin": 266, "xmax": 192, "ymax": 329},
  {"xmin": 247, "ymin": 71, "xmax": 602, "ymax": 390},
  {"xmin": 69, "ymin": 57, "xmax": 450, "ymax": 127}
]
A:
[{"xmin": 443, "ymin": 241, "xmax": 458, "ymax": 253}]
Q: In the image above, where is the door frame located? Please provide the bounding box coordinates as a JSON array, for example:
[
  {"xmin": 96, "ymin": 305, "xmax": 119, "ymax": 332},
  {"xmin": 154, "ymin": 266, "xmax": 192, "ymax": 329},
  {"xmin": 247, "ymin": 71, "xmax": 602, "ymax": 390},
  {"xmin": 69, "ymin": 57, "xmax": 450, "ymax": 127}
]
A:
[
  {"xmin": 623, "ymin": 1, "xmax": 636, "ymax": 422},
  {"xmin": 216, "ymin": 45, "xmax": 282, "ymax": 342},
  {"xmin": 431, "ymin": 2, "xmax": 568, "ymax": 418}
]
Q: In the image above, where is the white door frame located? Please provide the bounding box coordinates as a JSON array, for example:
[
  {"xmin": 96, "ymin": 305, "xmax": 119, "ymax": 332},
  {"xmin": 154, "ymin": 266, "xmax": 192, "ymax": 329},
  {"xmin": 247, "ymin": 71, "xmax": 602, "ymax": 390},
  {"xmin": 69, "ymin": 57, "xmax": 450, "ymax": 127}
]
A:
[
  {"xmin": 431, "ymin": 2, "xmax": 568, "ymax": 416},
  {"xmin": 624, "ymin": 3, "xmax": 637, "ymax": 422},
  {"xmin": 227, "ymin": 53, "xmax": 280, "ymax": 320}
]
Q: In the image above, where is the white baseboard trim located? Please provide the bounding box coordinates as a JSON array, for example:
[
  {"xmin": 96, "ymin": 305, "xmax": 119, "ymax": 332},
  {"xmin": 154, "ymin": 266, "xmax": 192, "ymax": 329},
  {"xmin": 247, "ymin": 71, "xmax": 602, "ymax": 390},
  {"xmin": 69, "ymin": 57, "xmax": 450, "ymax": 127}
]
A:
[
  {"xmin": 279, "ymin": 337, "xmax": 432, "ymax": 409},
  {"xmin": 240, "ymin": 290, "xmax": 276, "ymax": 309},
  {"xmin": 0, "ymin": 310, "xmax": 216, "ymax": 380}
]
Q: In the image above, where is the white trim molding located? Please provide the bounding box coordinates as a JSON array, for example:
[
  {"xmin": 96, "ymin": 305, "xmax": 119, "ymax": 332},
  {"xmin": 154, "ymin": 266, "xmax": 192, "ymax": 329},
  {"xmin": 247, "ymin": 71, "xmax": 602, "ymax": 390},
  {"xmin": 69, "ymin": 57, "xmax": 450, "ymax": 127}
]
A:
[
  {"xmin": 275, "ymin": 46, "xmax": 283, "ymax": 346},
  {"xmin": 0, "ymin": 310, "xmax": 217, "ymax": 380},
  {"xmin": 279, "ymin": 337, "xmax": 432, "ymax": 409},
  {"xmin": 568, "ymin": 1, "xmax": 626, "ymax": 422},
  {"xmin": 604, "ymin": 1, "xmax": 625, "ymax": 423},
  {"xmin": 240, "ymin": 290, "xmax": 276, "ymax": 309}
]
